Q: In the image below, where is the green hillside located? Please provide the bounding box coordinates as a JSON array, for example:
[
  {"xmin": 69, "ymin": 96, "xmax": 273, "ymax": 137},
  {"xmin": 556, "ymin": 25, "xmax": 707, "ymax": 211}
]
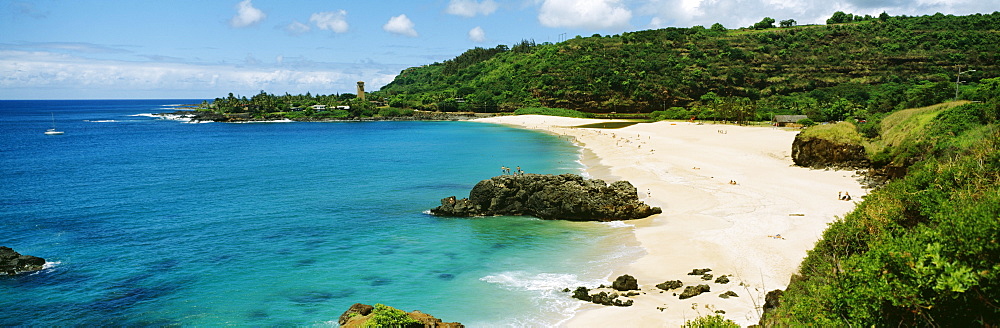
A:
[
  {"xmin": 762, "ymin": 100, "xmax": 999, "ymax": 326},
  {"xmin": 376, "ymin": 12, "xmax": 999, "ymax": 123}
]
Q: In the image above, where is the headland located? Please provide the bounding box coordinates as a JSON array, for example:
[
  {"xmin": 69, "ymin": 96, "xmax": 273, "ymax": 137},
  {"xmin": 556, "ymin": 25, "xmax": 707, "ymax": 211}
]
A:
[{"xmin": 473, "ymin": 115, "xmax": 866, "ymax": 327}]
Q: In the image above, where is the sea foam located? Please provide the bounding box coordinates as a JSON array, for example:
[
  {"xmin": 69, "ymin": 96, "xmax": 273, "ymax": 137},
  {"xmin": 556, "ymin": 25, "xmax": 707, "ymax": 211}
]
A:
[
  {"xmin": 480, "ymin": 271, "xmax": 607, "ymax": 326},
  {"xmin": 599, "ymin": 220, "xmax": 635, "ymax": 228}
]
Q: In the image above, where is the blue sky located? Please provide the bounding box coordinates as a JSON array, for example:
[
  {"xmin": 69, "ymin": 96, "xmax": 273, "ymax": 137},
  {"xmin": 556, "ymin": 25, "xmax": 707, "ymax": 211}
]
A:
[{"xmin": 1, "ymin": 0, "xmax": 993, "ymax": 100}]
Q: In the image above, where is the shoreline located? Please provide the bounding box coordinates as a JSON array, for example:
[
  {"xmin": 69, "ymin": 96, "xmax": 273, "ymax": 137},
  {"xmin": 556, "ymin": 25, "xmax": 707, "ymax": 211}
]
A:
[
  {"xmin": 151, "ymin": 110, "xmax": 497, "ymax": 123},
  {"xmin": 472, "ymin": 115, "xmax": 866, "ymax": 327}
]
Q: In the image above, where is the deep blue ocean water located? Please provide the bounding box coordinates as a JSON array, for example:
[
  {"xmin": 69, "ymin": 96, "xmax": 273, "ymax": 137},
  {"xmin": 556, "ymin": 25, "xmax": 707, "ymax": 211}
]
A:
[{"xmin": 0, "ymin": 100, "xmax": 640, "ymax": 326}]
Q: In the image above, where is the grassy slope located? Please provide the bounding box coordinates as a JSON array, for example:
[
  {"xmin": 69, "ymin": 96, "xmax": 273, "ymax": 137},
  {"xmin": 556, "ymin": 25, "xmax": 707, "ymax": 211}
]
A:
[
  {"xmin": 874, "ymin": 101, "xmax": 970, "ymax": 153},
  {"xmin": 798, "ymin": 121, "xmax": 864, "ymax": 145}
]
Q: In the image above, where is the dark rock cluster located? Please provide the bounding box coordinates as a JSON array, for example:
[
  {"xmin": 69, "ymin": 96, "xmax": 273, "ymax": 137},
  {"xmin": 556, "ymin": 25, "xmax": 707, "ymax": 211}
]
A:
[
  {"xmin": 0, "ymin": 246, "xmax": 45, "ymax": 275},
  {"xmin": 569, "ymin": 274, "xmax": 639, "ymax": 307},
  {"xmin": 611, "ymin": 274, "xmax": 639, "ymax": 291},
  {"xmin": 655, "ymin": 280, "xmax": 683, "ymax": 290},
  {"xmin": 791, "ymin": 134, "xmax": 869, "ymax": 169},
  {"xmin": 679, "ymin": 284, "xmax": 712, "ymax": 299},
  {"xmin": 687, "ymin": 268, "xmax": 712, "ymax": 275},
  {"xmin": 653, "ymin": 268, "xmax": 740, "ymax": 300},
  {"xmin": 719, "ymin": 291, "xmax": 740, "ymax": 299},
  {"xmin": 569, "ymin": 270, "xmax": 743, "ymax": 305},
  {"xmin": 431, "ymin": 174, "xmax": 662, "ymax": 221},
  {"xmin": 571, "ymin": 286, "xmax": 634, "ymax": 307}
]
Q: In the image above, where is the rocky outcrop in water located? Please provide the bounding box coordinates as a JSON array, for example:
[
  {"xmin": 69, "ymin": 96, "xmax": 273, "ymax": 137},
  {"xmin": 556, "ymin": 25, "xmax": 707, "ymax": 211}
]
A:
[
  {"xmin": 791, "ymin": 133, "xmax": 869, "ymax": 169},
  {"xmin": 338, "ymin": 303, "xmax": 463, "ymax": 328},
  {"xmin": 0, "ymin": 246, "xmax": 45, "ymax": 275},
  {"xmin": 430, "ymin": 174, "xmax": 661, "ymax": 221}
]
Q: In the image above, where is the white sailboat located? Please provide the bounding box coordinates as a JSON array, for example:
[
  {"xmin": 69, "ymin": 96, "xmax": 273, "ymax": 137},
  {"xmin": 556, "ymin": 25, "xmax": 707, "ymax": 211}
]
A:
[{"xmin": 44, "ymin": 113, "xmax": 64, "ymax": 135}]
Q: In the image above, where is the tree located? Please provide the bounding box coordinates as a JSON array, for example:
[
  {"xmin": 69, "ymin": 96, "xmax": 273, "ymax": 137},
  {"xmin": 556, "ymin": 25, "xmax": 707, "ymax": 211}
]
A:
[
  {"xmin": 879, "ymin": 12, "xmax": 890, "ymax": 21},
  {"xmin": 753, "ymin": 17, "xmax": 776, "ymax": 29},
  {"xmin": 710, "ymin": 22, "xmax": 726, "ymax": 32},
  {"xmin": 338, "ymin": 93, "xmax": 357, "ymax": 101},
  {"xmin": 974, "ymin": 77, "xmax": 1000, "ymax": 101},
  {"xmin": 780, "ymin": 19, "xmax": 797, "ymax": 27},
  {"xmin": 904, "ymin": 81, "xmax": 953, "ymax": 108},
  {"xmin": 827, "ymin": 11, "xmax": 852, "ymax": 24}
]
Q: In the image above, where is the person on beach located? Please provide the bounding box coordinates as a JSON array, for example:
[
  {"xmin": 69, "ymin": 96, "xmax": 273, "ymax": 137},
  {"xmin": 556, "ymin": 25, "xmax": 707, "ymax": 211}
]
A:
[{"xmin": 842, "ymin": 192, "xmax": 851, "ymax": 201}]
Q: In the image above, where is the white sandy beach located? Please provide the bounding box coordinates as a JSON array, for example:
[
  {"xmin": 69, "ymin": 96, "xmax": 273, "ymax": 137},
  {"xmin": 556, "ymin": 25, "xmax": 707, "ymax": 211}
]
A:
[{"xmin": 473, "ymin": 115, "xmax": 866, "ymax": 327}]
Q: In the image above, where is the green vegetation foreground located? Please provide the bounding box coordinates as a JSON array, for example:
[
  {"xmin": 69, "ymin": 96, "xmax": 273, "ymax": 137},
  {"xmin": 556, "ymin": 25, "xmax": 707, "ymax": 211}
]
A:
[{"xmin": 762, "ymin": 99, "xmax": 999, "ymax": 325}]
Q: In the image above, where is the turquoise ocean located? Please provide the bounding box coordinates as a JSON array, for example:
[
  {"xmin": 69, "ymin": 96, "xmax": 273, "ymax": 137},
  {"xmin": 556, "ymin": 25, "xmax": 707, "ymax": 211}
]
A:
[{"xmin": 0, "ymin": 100, "xmax": 641, "ymax": 326}]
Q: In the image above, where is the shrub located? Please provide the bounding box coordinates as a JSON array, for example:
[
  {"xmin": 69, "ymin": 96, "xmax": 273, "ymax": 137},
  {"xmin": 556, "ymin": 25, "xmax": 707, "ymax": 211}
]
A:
[
  {"xmin": 514, "ymin": 107, "xmax": 594, "ymax": 118},
  {"xmin": 362, "ymin": 304, "xmax": 421, "ymax": 328},
  {"xmin": 283, "ymin": 111, "xmax": 308, "ymax": 120},
  {"xmin": 682, "ymin": 315, "xmax": 740, "ymax": 328},
  {"xmin": 378, "ymin": 107, "xmax": 415, "ymax": 117},
  {"xmin": 796, "ymin": 118, "xmax": 816, "ymax": 127},
  {"xmin": 650, "ymin": 107, "xmax": 689, "ymax": 120},
  {"xmin": 388, "ymin": 98, "xmax": 409, "ymax": 108},
  {"xmin": 799, "ymin": 121, "xmax": 863, "ymax": 145},
  {"xmin": 314, "ymin": 109, "xmax": 351, "ymax": 119}
]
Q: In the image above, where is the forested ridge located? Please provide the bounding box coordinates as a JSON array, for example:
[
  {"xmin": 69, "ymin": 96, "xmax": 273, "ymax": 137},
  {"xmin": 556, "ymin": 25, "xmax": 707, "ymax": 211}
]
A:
[
  {"xmin": 203, "ymin": 12, "xmax": 998, "ymax": 124},
  {"xmin": 378, "ymin": 12, "xmax": 999, "ymax": 123}
]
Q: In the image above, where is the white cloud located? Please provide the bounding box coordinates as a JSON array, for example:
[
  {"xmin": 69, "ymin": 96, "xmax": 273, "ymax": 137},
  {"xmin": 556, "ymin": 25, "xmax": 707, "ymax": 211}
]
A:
[
  {"xmin": 310, "ymin": 10, "xmax": 349, "ymax": 33},
  {"xmin": 640, "ymin": 0, "xmax": 997, "ymax": 30},
  {"xmin": 649, "ymin": 17, "xmax": 667, "ymax": 29},
  {"xmin": 446, "ymin": 0, "xmax": 499, "ymax": 17},
  {"xmin": 0, "ymin": 50, "xmax": 401, "ymax": 99},
  {"xmin": 468, "ymin": 26, "xmax": 487, "ymax": 42},
  {"xmin": 383, "ymin": 14, "xmax": 418, "ymax": 37},
  {"xmin": 229, "ymin": 0, "xmax": 266, "ymax": 28},
  {"xmin": 538, "ymin": 0, "xmax": 632, "ymax": 29},
  {"xmin": 284, "ymin": 21, "xmax": 311, "ymax": 35}
]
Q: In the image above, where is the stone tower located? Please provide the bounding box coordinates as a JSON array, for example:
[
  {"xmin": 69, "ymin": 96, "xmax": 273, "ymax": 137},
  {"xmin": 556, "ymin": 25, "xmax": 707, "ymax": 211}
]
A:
[{"xmin": 356, "ymin": 81, "xmax": 365, "ymax": 100}]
